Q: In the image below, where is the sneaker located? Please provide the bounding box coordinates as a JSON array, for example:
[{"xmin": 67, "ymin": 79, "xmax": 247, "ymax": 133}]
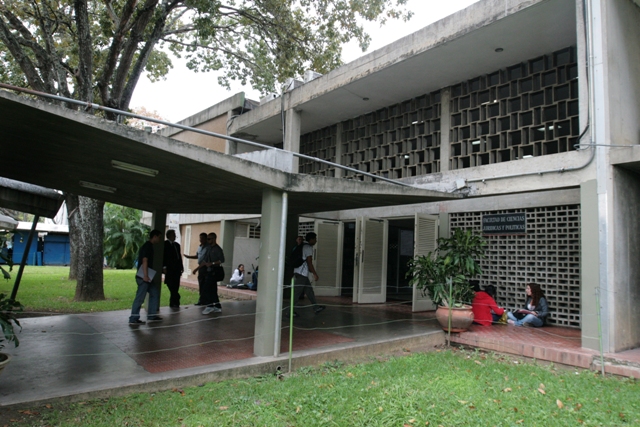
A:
[
  {"xmin": 202, "ymin": 306, "xmax": 215, "ymax": 315},
  {"xmin": 314, "ymin": 305, "xmax": 326, "ymax": 314},
  {"xmin": 147, "ymin": 316, "xmax": 163, "ymax": 322},
  {"xmin": 507, "ymin": 319, "xmax": 515, "ymax": 325},
  {"xmin": 129, "ymin": 319, "xmax": 146, "ymax": 325},
  {"xmin": 212, "ymin": 306, "xmax": 222, "ymax": 313}
]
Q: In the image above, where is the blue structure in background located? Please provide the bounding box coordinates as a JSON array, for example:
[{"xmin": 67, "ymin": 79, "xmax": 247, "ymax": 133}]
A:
[{"xmin": 12, "ymin": 231, "xmax": 70, "ymax": 266}]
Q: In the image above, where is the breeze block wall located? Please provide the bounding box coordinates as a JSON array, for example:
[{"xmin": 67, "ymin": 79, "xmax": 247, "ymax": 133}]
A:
[
  {"xmin": 449, "ymin": 47, "xmax": 579, "ymax": 169},
  {"xmin": 450, "ymin": 205, "xmax": 582, "ymax": 328}
]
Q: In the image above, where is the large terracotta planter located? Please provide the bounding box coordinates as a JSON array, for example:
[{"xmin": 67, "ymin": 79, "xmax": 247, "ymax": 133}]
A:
[
  {"xmin": 435, "ymin": 305, "xmax": 474, "ymax": 332},
  {"xmin": 0, "ymin": 353, "xmax": 11, "ymax": 376}
]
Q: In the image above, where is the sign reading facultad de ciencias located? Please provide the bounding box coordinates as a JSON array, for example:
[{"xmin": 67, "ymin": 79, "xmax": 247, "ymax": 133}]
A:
[{"xmin": 482, "ymin": 213, "xmax": 526, "ymax": 235}]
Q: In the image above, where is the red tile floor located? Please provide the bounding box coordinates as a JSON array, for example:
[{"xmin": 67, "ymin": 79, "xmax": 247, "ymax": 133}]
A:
[
  {"xmin": 83, "ymin": 279, "xmax": 640, "ymax": 378},
  {"xmin": 80, "ymin": 302, "xmax": 354, "ymax": 374}
]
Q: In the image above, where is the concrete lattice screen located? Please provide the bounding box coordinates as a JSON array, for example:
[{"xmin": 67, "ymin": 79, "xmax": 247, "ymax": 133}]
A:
[
  {"xmin": 449, "ymin": 46, "xmax": 579, "ymax": 168},
  {"xmin": 299, "ymin": 92, "xmax": 442, "ymax": 179},
  {"xmin": 450, "ymin": 205, "xmax": 582, "ymax": 328}
]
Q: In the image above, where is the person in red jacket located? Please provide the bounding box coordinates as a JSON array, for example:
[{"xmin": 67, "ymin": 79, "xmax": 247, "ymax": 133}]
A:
[{"xmin": 472, "ymin": 283, "xmax": 504, "ymax": 326}]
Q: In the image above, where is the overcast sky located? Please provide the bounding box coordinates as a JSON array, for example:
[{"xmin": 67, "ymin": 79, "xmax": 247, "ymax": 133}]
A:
[{"xmin": 130, "ymin": 0, "xmax": 479, "ymax": 123}]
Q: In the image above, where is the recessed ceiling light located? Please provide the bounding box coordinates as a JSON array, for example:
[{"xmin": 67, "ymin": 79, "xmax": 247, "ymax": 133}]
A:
[
  {"xmin": 79, "ymin": 181, "xmax": 116, "ymax": 193},
  {"xmin": 495, "ymin": 48, "xmax": 504, "ymax": 53},
  {"xmin": 111, "ymin": 160, "xmax": 158, "ymax": 177}
]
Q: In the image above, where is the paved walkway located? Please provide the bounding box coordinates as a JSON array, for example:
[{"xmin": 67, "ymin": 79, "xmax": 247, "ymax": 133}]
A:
[
  {"xmin": 0, "ymin": 295, "xmax": 443, "ymax": 408},
  {"xmin": 3, "ymin": 287, "xmax": 640, "ymax": 408}
]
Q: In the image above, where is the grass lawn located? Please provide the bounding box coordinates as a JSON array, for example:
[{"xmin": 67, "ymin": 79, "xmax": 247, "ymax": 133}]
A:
[
  {"xmin": 3, "ymin": 348, "xmax": 639, "ymax": 426},
  {"xmin": 0, "ymin": 266, "xmax": 199, "ymax": 314}
]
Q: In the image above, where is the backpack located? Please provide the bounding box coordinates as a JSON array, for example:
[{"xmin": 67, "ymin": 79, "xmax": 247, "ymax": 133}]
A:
[{"xmin": 289, "ymin": 243, "xmax": 307, "ymax": 268}]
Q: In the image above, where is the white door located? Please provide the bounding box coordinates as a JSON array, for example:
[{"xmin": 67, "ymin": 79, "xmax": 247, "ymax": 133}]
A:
[
  {"xmin": 313, "ymin": 220, "xmax": 343, "ymax": 296},
  {"xmin": 182, "ymin": 225, "xmax": 192, "ymax": 277},
  {"xmin": 412, "ymin": 213, "xmax": 439, "ymax": 311},
  {"xmin": 357, "ymin": 217, "xmax": 388, "ymax": 304}
]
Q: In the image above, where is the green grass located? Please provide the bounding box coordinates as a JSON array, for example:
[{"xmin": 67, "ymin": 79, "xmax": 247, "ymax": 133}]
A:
[
  {"xmin": 10, "ymin": 349, "xmax": 640, "ymax": 426},
  {"xmin": 0, "ymin": 266, "xmax": 199, "ymax": 314}
]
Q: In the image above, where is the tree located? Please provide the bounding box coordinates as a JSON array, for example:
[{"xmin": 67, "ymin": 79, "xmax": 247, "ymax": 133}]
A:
[
  {"xmin": 0, "ymin": 0, "xmax": 412, "ymax": 301},
  {"xmin": 103, "ymin": 203, "xmax": 149, "ymax": 270}
]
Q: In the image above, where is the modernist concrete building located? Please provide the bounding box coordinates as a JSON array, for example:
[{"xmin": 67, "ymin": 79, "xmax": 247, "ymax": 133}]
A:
[
  {"xmin": 4, "ymin": 0, "xmax": 637, "ymax": 361},
  {"xmin": 161, "ymin": 0, "xmax": 639, "ymax": 356}
]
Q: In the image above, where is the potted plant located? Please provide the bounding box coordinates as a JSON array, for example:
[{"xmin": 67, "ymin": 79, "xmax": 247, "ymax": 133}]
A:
[
  {"xmin": 0, "ymin": 293, "xmax": 23, "ymax": 375},
  {"xmin": 407, "ymin": 228, "xmax": 486, "ymax": 332}
]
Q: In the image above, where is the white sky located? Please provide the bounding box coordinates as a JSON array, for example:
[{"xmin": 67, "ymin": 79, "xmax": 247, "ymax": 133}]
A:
[{"xmin": 130, "ymin": 0, "xmax": 479, "ymax": 123}]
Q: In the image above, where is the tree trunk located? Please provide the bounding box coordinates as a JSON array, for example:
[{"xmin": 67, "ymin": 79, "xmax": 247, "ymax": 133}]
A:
[
  {"xmin": 73, "ymin": 196, "xmax": 106, "ymax": 301},
  {"xmin": 66, "ymin": 194, "xmax": 79, "ymax": 280}
]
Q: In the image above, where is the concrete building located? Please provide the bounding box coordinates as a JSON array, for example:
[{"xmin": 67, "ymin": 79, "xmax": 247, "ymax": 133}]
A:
[
  {"xmin": 165, "ymin": 0, "xmax": 637, "ymax": 355},
  {"xmin": 3, "ymin": 0, "xmax": 638, "ymax": 360}
]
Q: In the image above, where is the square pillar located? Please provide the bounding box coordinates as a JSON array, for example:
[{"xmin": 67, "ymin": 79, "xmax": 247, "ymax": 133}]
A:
[
  {"xmin": 580, "ymin": 180, "xmax": 602, "ymax": 351},
  {"xmin": 219, "ymin": 219, "xmax": 236, "ymax": 283},
  {"xmin": 284, "ymin": 109, "xmax": 302, "ymax": 173},
  {"xmin": 150, "ymin": 210, "xmax": 167, "ymax": 310},
  {"xmin": 254, "ymin": 189, "xmax": 287, "ymax": 356}
]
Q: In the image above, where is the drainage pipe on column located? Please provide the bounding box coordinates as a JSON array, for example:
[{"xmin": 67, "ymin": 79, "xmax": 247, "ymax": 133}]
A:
[{"xmin": 273, "ymin": 192, "xmax": 288, "ymax": 357}]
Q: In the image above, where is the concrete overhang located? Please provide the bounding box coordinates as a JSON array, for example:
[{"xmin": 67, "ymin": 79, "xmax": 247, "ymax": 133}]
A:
[
  {"xmin": 0, "ymin": 178, "xmax": 64, "ymax": 218},
  {"xmin": 610, "ymin": 146, "xmax": 640, "ymax": 175},
  {"xmin": 229, "ymin": 0, "xmax": 577, "ymax": 144},
  {"xmin": 0, "ymin": 90, "xmax": 460, "ymax": 216}
]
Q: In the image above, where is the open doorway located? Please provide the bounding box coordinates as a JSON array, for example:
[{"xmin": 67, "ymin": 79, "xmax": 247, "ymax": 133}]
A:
[
  {"xmin": 387, "ymin": 219, "xmax": 414, "ymax": 301},
  {"xmin": 341, "ymin": 221, "xmax": 356, "ymax": 296}
]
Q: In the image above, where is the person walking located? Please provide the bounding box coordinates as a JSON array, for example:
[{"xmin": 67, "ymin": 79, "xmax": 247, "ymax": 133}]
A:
[
  {"xmin": 163, "ymin": 229, "xmax": 184, "ymax": 309},
  {"xmin": 129, "ymin": 229, "xmax": 163, "ymax": 325},
  {"xmin": 288, "ymin": 232, "xmax": 325, "ymax": 317}
]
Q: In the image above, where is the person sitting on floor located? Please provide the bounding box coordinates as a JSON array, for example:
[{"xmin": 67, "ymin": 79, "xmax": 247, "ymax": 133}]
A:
[
  {"xmin": 471, "ymin": 283, "xmax": 504, "ymax": 326},
  {"xmin": 507, "ymin": 283, "xmax": 549, "ymax": 327},
  {"xmin": 228, "ymin": 264, "xmax": 245, "ymax": 288}
]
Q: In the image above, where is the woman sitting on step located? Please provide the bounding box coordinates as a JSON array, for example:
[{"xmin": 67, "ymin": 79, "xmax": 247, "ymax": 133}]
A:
[{"xmin": 507, "ymin": 283, "xmax": 549, "ymax": 327}]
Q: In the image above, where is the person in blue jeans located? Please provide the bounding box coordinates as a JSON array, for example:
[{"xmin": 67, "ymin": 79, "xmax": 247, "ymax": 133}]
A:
[
  {"xmin": 507, "ymin": 283, "xmax": 549, "ymax": 327},
  {"xmin": 129, "ymin": 229, "xmax": 163, "ymax": 325}
]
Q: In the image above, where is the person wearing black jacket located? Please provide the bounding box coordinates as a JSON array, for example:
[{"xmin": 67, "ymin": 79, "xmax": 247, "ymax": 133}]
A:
[{"xmin": 163, "ymin": 229, "xmax": 184, "ymax": 309}]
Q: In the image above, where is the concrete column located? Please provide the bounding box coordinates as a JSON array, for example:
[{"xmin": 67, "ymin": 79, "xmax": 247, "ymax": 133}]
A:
[
  {"xmin": 580, "ymin": 180, "xmax": 600, "ymax": 351},
  {"xmin": 283, "ymin": 215, "xmax": 300, "ymax": 288},
  {"xmin": 334, "ymin": 123, "xmax": 344, "ymax": 178},
  {"xmin": 226, "ymin": 110, "xmax": 238, "ymax": 155},
  {"xmin": 219, "ymin": 220, "xmax": 236, "ymax": 283},
  {"xmin": 254, "ymin": 189, "xmax": 287, "ymax": 356},
  {"xmin": 439, "ymin": 88, "xmax": 451, "ymax": 173},
  {"xmin": 438, "ymin": 212, "xmax": 450, "ymax": 239},
  {"xmin": 284, "ymin": 109, "xmax": 302, "ymax": 172},
  {"xmin": 150, "ymin": 211, "xmax": 167, "ymax": 305}
]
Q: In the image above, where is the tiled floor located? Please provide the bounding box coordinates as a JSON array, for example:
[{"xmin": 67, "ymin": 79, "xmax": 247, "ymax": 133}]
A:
[{"xmin": 80, "ymin": 302, "xmax": 354, "ymax": 373}]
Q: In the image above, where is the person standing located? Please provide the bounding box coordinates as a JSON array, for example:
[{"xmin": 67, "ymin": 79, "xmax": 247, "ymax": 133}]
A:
[
  {"xmin": 289, "ymin": 232, "xmax": 325, "ymax": 316},
  {"xmin": 201, "ymin": 232, "xmax": 225, "ymax": 314},
  {"xmin": 163, "ymin": 229, "xmax": 184, "ymax": 309},
  {"xmin": 184, "ymin": 232, "xmax": 209, "ymax": 306},
  {"xmin": 129, "ymin": 229, "xmax": 163, "ymax": 325}
]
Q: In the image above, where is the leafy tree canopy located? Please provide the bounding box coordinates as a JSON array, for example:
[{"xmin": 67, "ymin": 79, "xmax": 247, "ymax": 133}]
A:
[
  {"xmin": 103, "ymin": 203, "xmax": 149, "ymax": 269},
  {"xmin": 0, "ymin": 0, "xmax": 412, "ymax": 113}
]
